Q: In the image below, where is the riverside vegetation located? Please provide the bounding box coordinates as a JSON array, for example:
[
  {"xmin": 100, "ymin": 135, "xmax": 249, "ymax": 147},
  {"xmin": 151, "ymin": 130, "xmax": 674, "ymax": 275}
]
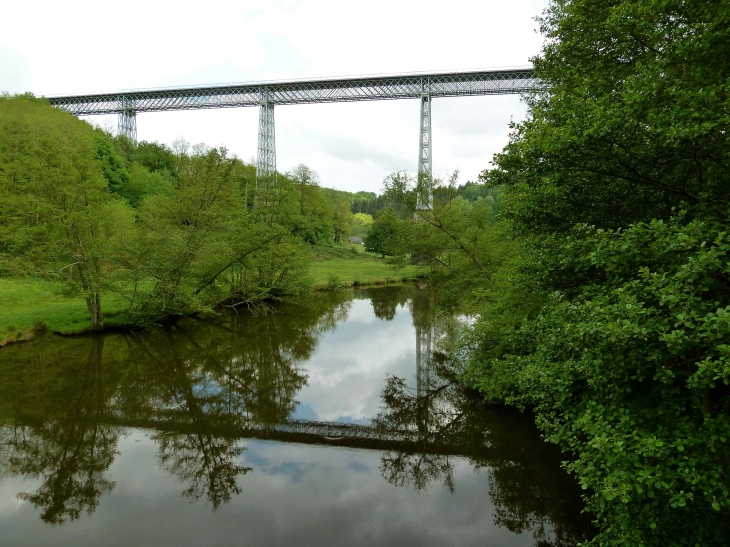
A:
[
  {"xmin": 0, "ymin": 95, "xmax": 422, "ymax": 341},
  {"xmin": 2, "ymin": 0, "xmax": 729, "ymax": 544}
]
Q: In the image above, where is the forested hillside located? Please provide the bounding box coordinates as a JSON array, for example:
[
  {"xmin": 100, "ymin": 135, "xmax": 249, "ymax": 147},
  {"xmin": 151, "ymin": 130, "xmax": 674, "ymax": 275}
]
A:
[{"xmin": 0, "ymin": 94, "xmax": 372, "ymax": 331}]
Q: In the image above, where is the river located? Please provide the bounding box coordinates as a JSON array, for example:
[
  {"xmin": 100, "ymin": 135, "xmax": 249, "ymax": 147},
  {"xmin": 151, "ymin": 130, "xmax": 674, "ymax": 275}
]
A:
[{"xmin": 0, "ymin": 285, "xmax": 594, "ymax": 546}]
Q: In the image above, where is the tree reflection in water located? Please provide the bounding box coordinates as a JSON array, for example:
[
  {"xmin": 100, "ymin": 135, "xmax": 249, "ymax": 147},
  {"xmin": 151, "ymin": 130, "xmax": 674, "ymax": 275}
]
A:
[
  {"xmin": 116, "ymin": 292, "xmax": 352, "ymax": 507},
  {"xmin": 0, "ymin": 291, "xmax": 350, "ymax": 517},
  {"xmin": 0, "ymin": 287, "xmax": 594, "ymax": 545},
  {"xmin": 374, "ymin": 293, "xmax": 596, "ymax": 547},
  {"xmin": 0, "ymin": 336, "xmax": 121, "ymax": 524}
]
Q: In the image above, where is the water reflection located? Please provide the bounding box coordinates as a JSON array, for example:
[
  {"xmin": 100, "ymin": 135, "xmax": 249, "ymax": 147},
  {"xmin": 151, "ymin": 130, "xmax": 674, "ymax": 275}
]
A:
[
  {"xmin": 0, "ymin": 286, "xmax": 594, "ymax": 545},
  {"xmin": 374, "ymin": 338, "xmax": 595, "ymax": 546},
  {"xmin": 0, "ymin": 336, "xmax": 122, "ymax": 524}
]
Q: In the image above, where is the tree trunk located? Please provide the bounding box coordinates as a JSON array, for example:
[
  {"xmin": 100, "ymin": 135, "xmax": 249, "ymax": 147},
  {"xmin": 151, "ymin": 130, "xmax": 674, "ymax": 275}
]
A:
[
  {"xmin": 703, "ymin": 386, "xmax": 713, "ymax": 418},
  {"xmin": 86, "ymin": 292, "xmax": 103, "ymax": 331}
]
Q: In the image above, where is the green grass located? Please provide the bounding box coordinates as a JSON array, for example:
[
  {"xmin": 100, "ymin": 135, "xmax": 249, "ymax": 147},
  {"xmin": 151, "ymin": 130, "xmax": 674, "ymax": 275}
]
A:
[
  {"xmin": 0, "ymin": 245, "xmax": 423, "ymax": 345},
  {"xmin": 309, "ymin": 243, "xmax": 424, "ymax": 289},
  {"xmin": 0, "ymin": 278, "xmax": 127, "ymax": 344}
]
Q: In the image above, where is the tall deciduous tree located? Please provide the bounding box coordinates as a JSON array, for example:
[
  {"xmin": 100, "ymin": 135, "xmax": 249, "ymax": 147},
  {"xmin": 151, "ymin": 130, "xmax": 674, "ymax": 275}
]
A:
[
  {"xmin": 485, "ymin": 0, "xmax": 730, "ymax": 233},
  {"xmin": 0, "ymin": 94, "xmax": 134, "ymax": 330}
]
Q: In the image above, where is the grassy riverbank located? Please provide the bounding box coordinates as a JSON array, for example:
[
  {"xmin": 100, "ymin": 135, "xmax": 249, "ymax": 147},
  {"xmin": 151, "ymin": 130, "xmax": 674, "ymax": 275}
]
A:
[
  {"xmin": 309, "ymin": 244, "xmax": 424, "ymax": 289},
  {"xmin": 0, "ymin": 278, "xmax": 129, "ymax": 344},
  {"xmin": 0, "ymin": 247, "xmax": 424, "ymax": 344}
]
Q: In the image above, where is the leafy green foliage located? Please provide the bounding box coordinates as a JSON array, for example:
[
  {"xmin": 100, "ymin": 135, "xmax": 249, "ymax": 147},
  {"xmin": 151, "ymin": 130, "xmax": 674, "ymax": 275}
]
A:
[
  {"xmin": 483, "ymin": 0, "xmax": 730, "ymax": 233},
  {"xmin": 464, "ymin": 1, "xmax": 730, "ymax": 545},
  {"xmin": 351, "ymin": 212, "xmax": 374, "ymax": 236},
  {"xmin": 0, "ymin": 95, "xmax": 322, "ymax": 330},
  {"xmin": 95, "ymin": 135, "xmax": 130, "ymax": 193},
  {"xmin": 0, "ymin": 93, "xmax": 134, "ymax": 329},
  {"xmin": 117, "ymin": 163, "xmax": 173, "ymax": 207},
  {"xmin": 112, "ymin": 146, "xmax": 311, "ymax": 320},
  {"xmin": 471, "ymin": 218, "xmax": 730, "ymax": 545},
  {"xmin": 131, "ymin": 140, "xmax": 177, "ymax": 176},
  {"xmin": 369, "ymin": 171, "xmax": 512, "ymax": 309},
  {"xmin": 365, "ymin": 208, "xmax": 401, "ymax": 257}
]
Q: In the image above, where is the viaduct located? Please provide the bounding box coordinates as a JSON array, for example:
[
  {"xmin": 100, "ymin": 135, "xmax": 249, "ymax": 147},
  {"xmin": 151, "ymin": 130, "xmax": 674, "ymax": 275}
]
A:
[{"xmin": 45, "ymin": 68, "xmax": 536, "ymax": 206}]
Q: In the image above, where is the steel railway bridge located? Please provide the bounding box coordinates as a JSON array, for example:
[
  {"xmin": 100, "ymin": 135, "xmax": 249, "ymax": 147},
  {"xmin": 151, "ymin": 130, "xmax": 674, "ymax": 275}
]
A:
[{"xmin": 45, "ymin": 68, "xmax": 536, "ymax": 206}]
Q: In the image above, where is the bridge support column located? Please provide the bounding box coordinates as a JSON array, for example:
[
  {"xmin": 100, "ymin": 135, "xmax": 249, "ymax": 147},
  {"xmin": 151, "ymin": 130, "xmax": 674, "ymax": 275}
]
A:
[
  {"xmin": 255, "ymin": 100, "xmax": 277, "ymax": 209},
  {"xmin": 118, "ymin": 109, "xmax": 137, "ymax": 144},
  {"xmin": 416, "ymin": 92, "xmax": 432, "ymax": 212},
  {"xmin": 416, "ymin": 321, "xmax": 433, "ymax": 440},
  {"xmin": 118, "ymin": 95, "xmax": 137, "ymax": 145}
]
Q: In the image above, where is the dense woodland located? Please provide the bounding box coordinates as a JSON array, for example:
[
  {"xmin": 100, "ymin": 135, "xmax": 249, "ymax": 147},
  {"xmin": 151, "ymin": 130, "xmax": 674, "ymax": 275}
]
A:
[
  {"xmin": 2, "ymin": 0, "xmax": 729, "ymax": 544},
  {"xmin": 0, "ymin": 96, "xmax": 390, "ymax": 329}
]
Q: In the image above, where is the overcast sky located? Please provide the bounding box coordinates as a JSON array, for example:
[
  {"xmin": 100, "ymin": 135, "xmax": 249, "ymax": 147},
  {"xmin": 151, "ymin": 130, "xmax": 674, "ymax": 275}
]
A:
[{"xmin": 0, "ymin": 0, "xmax": 548, "ymax": 193}]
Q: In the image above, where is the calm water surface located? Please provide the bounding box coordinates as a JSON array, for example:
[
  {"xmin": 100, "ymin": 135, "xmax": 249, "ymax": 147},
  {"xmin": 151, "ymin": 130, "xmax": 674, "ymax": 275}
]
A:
[{"xmin": 0, "ymin": 286, "xmax": 594, "ymax": 546}]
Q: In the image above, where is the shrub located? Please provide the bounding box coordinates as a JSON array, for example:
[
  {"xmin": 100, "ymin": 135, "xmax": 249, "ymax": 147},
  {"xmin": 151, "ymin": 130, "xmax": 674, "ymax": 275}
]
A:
[{"xmin": 326, "ymin": 274, "xmax": 342, "ymax": 291}]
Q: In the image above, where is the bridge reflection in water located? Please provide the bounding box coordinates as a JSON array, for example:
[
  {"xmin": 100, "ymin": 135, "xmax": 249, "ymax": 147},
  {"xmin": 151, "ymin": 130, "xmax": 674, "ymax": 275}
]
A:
[
  {"xmin": 0, "ymin": 286, "xmax": 595, "ymax": 546},
  {"xmin": 106, "ymin": 289, "xmax": 452, "ymax": 452}
]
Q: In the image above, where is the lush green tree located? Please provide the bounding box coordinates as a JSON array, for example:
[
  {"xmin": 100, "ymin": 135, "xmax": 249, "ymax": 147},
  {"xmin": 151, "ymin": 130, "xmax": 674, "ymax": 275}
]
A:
[
  {"xmin": 94, "ymin": 134, "xmax": 130, "ymax": 193},
  {"xmin": 0, "ymin": 94, "xmax": 135, "ymax": 330},
  {"xmin": 456, "ymin": 181, "xmax": 485, "ymax": 202},
  {"xmin": 350, "ymin": 212, "xmax": 374, "ymax": 237},
  {"xmin": 117, "ymin": 163, "xmax": 173, "ymax": 207},
  {"xmin": 375, "ymin": 170, "xmax": 511, "ymax": 308},
  {"xmin": 230, "ymin": 157, "xmax": 256, "ymax": 210},
  {"xmin": 330, "ymin": 194, "xmax": 353, "ymax": 243},
  {"xmin": 350, "ymin": 192, "xmax": 387, "ymax": 216},
  {"xmin": 116, "ymin": 146, "xmax": 309, "ymax": 320},
  {"xmin": 484, "ymin": 0, "xmax": 730, "ymax": 233},
  {"xmin": 467, "ymin": 1, "xmax": 730, "ymax": 545},
  {"xmin": 283, "ymin": 165, "xmax": 348, "ymax": 244},
  {"xmin": 471, "ymin": 218, "xmax": 730, "ymax": 546},
  {"xmin": 130, "ymin": 140, "xmax": 177, "ymax": 177},
  {"xmin": 364, "ymin": 208, "xmax": 401, "ymax": 257},
  {"xmin": 290, "ymin": 164, "xmax": 321, "ymax": 232}
]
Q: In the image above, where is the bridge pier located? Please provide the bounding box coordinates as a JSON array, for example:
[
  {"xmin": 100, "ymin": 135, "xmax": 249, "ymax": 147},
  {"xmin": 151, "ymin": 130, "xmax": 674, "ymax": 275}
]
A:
[
  {"xmin": 416, "ymin": 92, "xmax": 433, "ymax": 211},
  {"xmin": 118, "ymin": 109, "xmax": 137, "ymax": 144},
  {"xmin": 117, "ymin": 95, "xmax": 137, "ymax": 144},
  {"xmin": 255, "ymin": 99, "xmax": 277, "ymax": 207},
  {"xmin": 416, "ymin": 321, "xmax": 434, "ymax": 440}
]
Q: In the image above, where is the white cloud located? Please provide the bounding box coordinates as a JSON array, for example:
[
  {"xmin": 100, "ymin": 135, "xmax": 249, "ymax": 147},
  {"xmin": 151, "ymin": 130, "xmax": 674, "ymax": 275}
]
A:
[
  {"xmin": 1, "ymin": 0, "xmax": 548, "ymax": 192},
  {"xmin": 0, "ymin": 45, "xmax": 30, "ymax": 94}
]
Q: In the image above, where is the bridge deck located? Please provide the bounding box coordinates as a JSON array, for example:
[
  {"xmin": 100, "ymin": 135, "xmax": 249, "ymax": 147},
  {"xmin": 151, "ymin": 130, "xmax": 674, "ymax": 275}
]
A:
[{"xmin": 46, "ymin": 68, "xmax": 536, "ymax": 116}]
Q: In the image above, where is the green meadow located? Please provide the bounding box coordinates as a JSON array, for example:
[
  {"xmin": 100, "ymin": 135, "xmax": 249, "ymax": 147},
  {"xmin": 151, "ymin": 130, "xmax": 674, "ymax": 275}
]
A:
[
  {"xmin": 309, "ymin": 244, "xmax": 424, "ymax": 289},
  {"xmin": 0, "ymin": 246, "xmax": 423, "ymax": 344}
]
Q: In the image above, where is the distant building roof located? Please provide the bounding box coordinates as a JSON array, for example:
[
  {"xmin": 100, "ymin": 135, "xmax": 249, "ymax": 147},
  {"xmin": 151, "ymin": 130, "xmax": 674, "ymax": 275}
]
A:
[{"xmin": 348, "ymin": 236, "xmax": 364, "ymax": 244}]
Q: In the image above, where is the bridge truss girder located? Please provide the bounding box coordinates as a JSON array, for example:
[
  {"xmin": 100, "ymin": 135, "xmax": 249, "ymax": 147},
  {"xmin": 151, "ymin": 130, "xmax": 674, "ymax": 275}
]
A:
[{"xmin": 46, "ymin": 68, "xmax": 536, "ymax": 115}]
